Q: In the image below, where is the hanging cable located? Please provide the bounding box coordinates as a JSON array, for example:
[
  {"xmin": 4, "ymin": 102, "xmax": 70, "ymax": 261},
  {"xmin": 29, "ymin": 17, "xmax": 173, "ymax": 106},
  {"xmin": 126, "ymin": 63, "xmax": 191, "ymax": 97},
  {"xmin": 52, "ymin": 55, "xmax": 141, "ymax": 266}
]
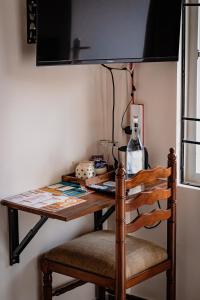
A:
[
  {"xmin": 136, "ymin": 162, "xmax": 162, "ymax": 230},
  {"xmin": 101, "ymin": 64, "xmax": 117, "ymax": 167},
  {"xmin": 121, "ymin": 98, "xmax": 133, "ymax": 131},
  {"xmin": 121, "ymin": 66, "xmax": 136, "ymax": 131},
  {"xmin": 102, "ymin": 64, "xmax": 135, "ymax": 132},
  {"xmin": 101, "ymin": 64, "xmax": 132, "ymax": 75},
  {"xmin": 101, "ymin": 64, "xmax": 136, "ymax": 168}
]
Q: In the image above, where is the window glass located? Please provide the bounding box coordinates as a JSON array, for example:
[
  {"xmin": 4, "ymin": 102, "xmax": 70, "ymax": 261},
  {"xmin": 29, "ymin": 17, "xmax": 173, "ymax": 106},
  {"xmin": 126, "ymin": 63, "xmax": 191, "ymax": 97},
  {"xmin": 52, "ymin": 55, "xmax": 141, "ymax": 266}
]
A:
[{"xmin": 181, "ymin": 3, "xmax": 200, "ymax": 185}]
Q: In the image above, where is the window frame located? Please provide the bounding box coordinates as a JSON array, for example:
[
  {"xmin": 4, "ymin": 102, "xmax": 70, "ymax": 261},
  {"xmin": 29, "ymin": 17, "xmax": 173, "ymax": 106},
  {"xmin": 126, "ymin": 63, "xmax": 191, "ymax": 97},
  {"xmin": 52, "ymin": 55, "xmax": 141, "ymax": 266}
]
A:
[{"xmin": 181, "ymin": 1, "xmax": 200, "ymax": 187}]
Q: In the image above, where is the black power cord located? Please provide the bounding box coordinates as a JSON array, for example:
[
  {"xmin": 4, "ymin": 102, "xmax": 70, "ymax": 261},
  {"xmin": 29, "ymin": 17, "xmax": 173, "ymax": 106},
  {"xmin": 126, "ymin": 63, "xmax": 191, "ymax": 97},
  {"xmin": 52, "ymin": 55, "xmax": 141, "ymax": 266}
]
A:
[
  {"xmin": 121, "ymin": 67, "xmax": 136, "ymax": 133},
  {"xmin": 137, "ymin": 202, "xmax": 162, "ymax": 230},
  {"xmin": 101, "ymin": 64, "xmax": 135, "ymax": 168},
  {"xmin": 121, "ymin": 98, "xmax": 133, "ymax": 134},
  {"xmin": 101, "ymin": 64, "xmax": 117, "ymax": 168},
  {"xmin": 136, "ymin": 163, "xmax": 162, "ymax": 230},
  {"xmin": 101, "ymin": 65, "xmax": 115, "ymax": 147}
]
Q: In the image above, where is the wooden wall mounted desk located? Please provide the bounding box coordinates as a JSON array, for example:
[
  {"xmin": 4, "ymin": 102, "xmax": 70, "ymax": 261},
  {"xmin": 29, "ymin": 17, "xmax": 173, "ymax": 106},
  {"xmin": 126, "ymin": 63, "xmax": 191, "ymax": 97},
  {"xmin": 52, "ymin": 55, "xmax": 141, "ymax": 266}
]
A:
[
  {"xmin": 2, "ymin": 192, "xmax": 115, "ymax": 222},
  {"xmin": 1, "ymin": 179, "xmax": 165, "ymax": 266},
  {"xmin": 1, "ymin": 191, "xmax": 115, "ymax": 265}
]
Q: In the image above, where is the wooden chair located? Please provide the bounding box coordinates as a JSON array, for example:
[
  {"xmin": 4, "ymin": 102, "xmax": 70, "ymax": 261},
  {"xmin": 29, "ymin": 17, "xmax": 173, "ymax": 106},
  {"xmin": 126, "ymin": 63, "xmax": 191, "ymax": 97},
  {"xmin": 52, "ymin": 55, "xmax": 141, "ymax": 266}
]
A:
[{"xmin": 40, "ymin": 148, "xmax": 176, "ymax": 300}]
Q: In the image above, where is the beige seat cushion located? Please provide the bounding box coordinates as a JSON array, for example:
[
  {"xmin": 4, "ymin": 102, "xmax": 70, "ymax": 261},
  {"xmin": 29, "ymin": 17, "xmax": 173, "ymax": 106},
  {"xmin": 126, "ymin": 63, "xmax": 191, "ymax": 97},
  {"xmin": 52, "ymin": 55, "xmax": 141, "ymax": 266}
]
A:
[{"xmin": 44, "ymin": 230, "xmax": 167, "ymax": 279}]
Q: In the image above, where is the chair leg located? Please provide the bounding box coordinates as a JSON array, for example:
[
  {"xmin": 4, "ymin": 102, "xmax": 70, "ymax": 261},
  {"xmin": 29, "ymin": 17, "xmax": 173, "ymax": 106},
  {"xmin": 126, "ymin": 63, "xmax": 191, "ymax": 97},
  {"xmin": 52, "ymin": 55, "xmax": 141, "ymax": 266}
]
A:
[
  {"xmin": 167, "ymin": 268, "xmax": 176, "ymax": 300},
  {"xmin": 43, "ymin": 271, "xmax": 52, "ymax": 300}
]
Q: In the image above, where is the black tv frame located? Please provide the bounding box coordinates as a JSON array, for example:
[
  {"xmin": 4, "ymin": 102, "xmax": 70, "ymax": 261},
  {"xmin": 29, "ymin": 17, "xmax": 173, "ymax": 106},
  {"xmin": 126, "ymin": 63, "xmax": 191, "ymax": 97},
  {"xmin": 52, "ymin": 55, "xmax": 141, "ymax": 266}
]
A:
[{"xmin": 30, "ymin": 0, "xmax": 182, "ymax": 66}]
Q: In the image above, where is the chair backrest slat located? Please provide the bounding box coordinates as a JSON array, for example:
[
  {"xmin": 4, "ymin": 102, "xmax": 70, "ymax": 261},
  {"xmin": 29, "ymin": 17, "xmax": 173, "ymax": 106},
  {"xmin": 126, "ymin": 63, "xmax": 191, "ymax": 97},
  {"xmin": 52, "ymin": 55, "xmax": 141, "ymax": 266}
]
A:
[
  {"xmin": 125, "ymin": 167, "xmax": 171, "ymax": 190},
  {"xmin": 126, "ymin": 188, "xmax": 171, "ymax": 212},
  {"xmin": 115, "ymin": 148, "xmax": 176, "ymax": 299},
  {"xmin": 126, "ymin": 209, "xmax": 172, "ymax": 234}
]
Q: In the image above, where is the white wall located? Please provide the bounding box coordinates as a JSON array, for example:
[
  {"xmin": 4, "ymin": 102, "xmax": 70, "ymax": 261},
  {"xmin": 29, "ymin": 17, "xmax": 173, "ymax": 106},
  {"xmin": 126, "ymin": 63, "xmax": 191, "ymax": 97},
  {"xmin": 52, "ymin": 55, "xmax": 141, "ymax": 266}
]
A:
[
  {"xmin": 129, "ymin": 63, "xmax": 200, "ymax": 300},
  {"xmin": 0, "ymin": 1, "xmax": 105, "ymax": 300},
  {"xmin": 104, "ymin": 61, "xmax": 200, "ymax": 300},
  {"xmin": 127, "ymin": 62, "xmax": 177, "ymax": 300},
  {"xmin": 102, "ymin": 61, "xmax": 183, "ymax": 299},
  {"xmin": 1, "ymin": 2, "xmax": 200, "ymax": 300}
]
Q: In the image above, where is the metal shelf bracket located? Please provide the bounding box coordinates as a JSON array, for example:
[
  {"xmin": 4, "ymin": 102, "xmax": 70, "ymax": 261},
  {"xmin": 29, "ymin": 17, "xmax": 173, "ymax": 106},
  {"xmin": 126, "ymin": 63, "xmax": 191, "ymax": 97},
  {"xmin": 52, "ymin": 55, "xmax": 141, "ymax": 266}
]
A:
[
  {"xmin": 94, "ymin": 206, "xmax": 115, "ymax": 231},
  {"xmin": 8, "ymin": 208, "xmax": 48, "ymax": 265}
]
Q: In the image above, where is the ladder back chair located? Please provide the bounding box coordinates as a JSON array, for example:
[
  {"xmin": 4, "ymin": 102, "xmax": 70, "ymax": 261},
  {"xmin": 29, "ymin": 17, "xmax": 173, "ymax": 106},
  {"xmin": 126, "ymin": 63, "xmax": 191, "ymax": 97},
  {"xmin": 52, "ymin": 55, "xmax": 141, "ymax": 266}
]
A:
[{"xmin": 40, "ymin": 148, "xmax": 176, "ymax": 300}]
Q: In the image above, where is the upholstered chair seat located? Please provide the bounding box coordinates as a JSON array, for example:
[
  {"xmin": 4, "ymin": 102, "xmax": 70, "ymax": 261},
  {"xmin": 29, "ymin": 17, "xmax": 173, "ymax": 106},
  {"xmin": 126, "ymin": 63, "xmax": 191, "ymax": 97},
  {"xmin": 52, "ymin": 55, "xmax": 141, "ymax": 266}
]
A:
[{"xmin": 44, "ymin": 230, "xmax": 167, "ymax": 279}]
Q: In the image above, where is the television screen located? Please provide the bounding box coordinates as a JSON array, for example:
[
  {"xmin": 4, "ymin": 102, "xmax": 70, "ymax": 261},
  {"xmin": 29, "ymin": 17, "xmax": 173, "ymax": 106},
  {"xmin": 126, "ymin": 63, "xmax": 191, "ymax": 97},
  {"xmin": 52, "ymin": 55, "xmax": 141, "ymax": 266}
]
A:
[{"xmin": 36, "ymin": 0, "xmax": 182, "ymax": 66}]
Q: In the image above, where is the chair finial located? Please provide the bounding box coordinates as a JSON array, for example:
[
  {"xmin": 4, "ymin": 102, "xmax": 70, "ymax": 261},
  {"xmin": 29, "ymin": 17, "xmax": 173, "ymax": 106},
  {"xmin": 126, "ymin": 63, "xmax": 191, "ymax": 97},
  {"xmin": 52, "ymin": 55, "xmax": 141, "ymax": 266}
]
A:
[
  {"xmin": 168, "ymin": 148, "xmax": 176, "ymax": 161},
  {"xmin": 168, "ymin": 148, "xmax": 176, "ymax": 169}
]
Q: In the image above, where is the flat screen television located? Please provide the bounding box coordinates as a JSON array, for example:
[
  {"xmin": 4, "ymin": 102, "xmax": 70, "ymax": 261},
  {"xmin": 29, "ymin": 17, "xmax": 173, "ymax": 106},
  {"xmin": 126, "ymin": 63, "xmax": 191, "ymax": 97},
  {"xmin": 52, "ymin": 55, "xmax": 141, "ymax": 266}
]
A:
[{"xmin": 36, "ymin": 0, "xmax": 182, "ymax": 66}]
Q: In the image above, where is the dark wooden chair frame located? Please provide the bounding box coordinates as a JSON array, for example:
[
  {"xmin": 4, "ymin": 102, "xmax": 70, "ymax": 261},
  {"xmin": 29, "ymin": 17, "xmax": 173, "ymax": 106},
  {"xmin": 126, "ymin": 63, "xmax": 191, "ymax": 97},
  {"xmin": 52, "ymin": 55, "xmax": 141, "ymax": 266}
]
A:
[{"xmin": 41, "ymin": 148, "xmax": 176, "ymax": 300}]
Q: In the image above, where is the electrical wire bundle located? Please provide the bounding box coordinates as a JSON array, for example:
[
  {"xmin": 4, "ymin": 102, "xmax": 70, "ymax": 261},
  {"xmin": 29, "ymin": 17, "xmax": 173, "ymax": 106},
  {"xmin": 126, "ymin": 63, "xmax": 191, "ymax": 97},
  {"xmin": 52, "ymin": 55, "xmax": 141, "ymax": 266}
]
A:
[
  {"xmin": 101, "ymin": 64, "xmax": 161, "ymax": 230},
  {"xmin": 101, "ymin": 64, "xmax": 135, "ymax": 168}
]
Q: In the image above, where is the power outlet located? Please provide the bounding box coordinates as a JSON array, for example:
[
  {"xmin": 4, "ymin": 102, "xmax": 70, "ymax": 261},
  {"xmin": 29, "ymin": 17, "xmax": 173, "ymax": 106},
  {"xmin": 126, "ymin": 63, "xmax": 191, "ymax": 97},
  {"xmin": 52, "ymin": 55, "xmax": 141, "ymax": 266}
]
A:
[{"xmin": 130, "ymin": 104, "xmax": 144, "ymax": 144}]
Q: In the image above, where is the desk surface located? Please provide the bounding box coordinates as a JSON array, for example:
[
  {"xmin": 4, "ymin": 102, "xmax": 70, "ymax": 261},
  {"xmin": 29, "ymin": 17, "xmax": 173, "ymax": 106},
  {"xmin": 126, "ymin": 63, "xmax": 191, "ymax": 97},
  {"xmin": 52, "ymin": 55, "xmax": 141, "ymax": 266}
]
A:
[
  {"xmin": 1, "ymin": 192, "xmax": 115, "ymax": 222},
  {"xmin": 1, "ymin": 179, "xmax": 166, "ymax": 222}
]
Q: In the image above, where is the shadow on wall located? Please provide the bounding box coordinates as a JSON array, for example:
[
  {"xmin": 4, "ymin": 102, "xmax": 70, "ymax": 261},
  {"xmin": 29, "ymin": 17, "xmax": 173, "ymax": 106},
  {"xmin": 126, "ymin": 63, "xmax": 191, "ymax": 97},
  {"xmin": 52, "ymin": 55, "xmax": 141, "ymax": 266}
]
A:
[{"xmin": 0, "ymin": 206, "xmax": 9, "ymax": 266}]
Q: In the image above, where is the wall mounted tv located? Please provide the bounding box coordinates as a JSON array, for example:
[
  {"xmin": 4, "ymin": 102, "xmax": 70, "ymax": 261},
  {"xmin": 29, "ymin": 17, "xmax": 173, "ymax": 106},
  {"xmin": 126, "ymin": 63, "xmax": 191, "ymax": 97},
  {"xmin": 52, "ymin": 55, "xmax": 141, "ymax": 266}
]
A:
[{"xmin": 36, "ymin": 0, "xmax": 182, "ymax": 66}]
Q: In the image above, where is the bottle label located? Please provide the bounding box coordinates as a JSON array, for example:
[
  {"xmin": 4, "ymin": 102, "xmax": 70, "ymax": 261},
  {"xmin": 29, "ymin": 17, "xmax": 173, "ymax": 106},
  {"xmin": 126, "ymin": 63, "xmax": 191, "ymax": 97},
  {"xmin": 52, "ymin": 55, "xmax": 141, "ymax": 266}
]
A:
[{"xmin": 127, "ymin": 150, "xmax": 143, "ymax": 175}]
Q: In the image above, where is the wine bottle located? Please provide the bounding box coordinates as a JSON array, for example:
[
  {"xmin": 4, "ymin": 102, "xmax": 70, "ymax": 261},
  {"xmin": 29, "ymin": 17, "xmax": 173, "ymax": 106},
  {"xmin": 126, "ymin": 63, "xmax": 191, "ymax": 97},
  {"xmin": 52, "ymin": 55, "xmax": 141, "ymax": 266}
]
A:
[{"xmin": 126, "ymin": 116, "xmax": 144, "ymax": 177}]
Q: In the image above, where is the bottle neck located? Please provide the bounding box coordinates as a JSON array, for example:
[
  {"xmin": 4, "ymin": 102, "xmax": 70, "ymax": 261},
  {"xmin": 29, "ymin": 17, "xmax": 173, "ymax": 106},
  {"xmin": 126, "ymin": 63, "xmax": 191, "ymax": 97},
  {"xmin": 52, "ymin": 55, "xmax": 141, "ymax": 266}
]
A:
[{"xmin": 131, "ymin": 124, "xmax": 140, "ymax": 140}]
